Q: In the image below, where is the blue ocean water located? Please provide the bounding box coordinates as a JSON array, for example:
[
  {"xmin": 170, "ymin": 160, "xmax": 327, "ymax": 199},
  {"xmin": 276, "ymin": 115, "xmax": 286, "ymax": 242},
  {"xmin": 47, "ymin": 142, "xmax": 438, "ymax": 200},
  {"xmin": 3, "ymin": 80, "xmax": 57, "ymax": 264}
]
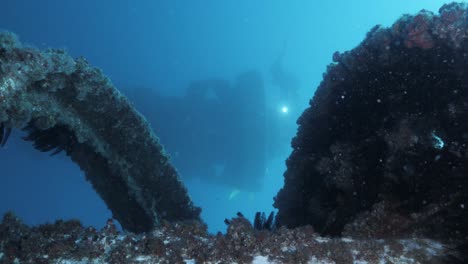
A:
[{"xmin": 0, "ymin": 0, "xmax": 458, "ymax": 234}]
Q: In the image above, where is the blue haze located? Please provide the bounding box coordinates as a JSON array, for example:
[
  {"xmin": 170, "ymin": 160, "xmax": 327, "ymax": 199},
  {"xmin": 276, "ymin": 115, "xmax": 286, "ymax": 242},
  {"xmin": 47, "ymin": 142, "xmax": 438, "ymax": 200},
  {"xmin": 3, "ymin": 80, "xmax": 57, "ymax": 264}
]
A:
[{"xmin": 0, "ymin": 0, "xmax": 457, "ymax": 234}]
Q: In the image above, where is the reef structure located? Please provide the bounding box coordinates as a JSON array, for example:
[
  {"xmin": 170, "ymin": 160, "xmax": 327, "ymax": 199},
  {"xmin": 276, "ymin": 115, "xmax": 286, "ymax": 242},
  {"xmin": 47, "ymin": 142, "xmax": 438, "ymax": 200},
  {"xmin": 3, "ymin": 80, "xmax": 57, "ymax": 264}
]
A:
[
  {"xmin": 0, "ymin": 32, "xmax": 201, "ymax": 233},
  {"xmin": 0, "ymin": 213, "xmax": 454, "ymax": 263},
  {"xmin": 274, "ymin": 1, "xmax": 468, "ymax": 256},
  {"xmin": 1, "ymin": 2, "xmax": 468, "ymax": 263}
]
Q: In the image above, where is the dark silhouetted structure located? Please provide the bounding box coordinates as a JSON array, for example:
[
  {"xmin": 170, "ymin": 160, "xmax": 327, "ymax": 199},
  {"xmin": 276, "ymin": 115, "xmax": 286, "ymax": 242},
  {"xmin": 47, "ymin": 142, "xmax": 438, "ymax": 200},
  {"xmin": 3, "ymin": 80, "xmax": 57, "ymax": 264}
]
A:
[
  {"xmin": 0, "ymin": 32, "xmax": 200, "ymax": 233},
  {"xmin": 125, "ymin": 70, "xmax": 267, "ymax": 191},
  {"xmin": 274, "ymin": 3, "xmax": 468, "ymax": 260}
]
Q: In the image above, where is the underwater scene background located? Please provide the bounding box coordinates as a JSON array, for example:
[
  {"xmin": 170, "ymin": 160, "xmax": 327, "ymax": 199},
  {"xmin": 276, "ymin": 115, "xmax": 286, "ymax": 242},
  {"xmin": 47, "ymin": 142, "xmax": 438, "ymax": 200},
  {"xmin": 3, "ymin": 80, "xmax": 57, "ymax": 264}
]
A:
[{"xmin": 0, "ymin": 0, "xmax": 463, "ymax": 240}]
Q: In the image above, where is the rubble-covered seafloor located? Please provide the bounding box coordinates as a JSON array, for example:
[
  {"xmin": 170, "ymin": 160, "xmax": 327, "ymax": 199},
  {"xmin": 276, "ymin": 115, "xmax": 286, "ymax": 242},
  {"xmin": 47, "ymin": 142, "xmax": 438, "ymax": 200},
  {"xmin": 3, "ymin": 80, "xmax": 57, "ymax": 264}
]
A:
[
  {"xmin": 0, "ymin": 213, "xmax": 455, "ymax": 263},
  {"xmin": 1, "ymin": 2, "xmax": 468, "ymax": 263}
]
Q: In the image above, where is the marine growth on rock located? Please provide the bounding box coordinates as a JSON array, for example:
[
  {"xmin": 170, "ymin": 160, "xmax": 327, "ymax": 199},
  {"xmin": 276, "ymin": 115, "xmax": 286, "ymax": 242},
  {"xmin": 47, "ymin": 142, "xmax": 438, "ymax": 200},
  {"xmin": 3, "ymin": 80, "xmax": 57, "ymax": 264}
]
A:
[
  {"xmin": 0, "ymin": 32, "xmax": 201, "ymax": 233},
  {"xmin": 275, "ymin": 1, "xmax": 468, "ymax": 257}
]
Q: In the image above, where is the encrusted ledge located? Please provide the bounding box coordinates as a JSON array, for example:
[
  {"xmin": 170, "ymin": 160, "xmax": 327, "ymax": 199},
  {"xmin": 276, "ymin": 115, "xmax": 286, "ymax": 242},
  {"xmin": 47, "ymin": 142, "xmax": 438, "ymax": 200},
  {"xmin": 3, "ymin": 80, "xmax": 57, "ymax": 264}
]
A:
[{"xmin": 0, "ymin": 32, "xmax": 200, "ymax": 233}]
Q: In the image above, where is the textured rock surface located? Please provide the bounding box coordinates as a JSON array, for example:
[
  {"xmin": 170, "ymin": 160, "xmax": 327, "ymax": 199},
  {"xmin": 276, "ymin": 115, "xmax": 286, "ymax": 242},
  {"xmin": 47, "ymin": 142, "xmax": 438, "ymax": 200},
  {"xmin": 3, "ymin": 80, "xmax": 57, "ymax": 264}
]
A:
[
  {"xmin": 0, "ymin": 32, "xmax": 200, "ymax": 233},
  {"xmin": 0, "ymin": 213, "xmax": 455, "ymax": 264},
  {"xmin": 1, "ymin": 2, "xmax": 468, "ymax": 262},
  {"xmin": 274, "ymin": 1, "xmax": 468, "ymax": 255}
]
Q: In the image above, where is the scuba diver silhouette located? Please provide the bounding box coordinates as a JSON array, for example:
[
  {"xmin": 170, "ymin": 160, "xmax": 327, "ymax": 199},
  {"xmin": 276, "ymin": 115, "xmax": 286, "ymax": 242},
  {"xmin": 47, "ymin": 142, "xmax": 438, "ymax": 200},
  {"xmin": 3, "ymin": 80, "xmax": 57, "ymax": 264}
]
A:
[{"xmin": 270, "ymin": 41, "xmax": 300, "ymax": 107}]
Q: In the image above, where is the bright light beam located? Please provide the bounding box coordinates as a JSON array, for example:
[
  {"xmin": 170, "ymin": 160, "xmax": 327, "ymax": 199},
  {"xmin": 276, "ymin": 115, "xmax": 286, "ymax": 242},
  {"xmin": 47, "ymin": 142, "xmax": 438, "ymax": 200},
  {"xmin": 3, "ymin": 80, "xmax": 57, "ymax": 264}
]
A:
[{"xmin": 281, "ymin": 106, "xmax": 289, "ymax": 114}]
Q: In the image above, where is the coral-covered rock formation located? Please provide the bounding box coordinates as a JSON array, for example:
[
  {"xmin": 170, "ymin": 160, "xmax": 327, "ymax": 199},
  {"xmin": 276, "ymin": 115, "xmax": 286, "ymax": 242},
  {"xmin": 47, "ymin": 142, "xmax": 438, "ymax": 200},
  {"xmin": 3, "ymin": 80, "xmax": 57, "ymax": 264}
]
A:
[
  {"xmin": 274, "ymin": 1, "xmax": 468, "ymax": 254},
  {"xmin": 0, "ymin": 213, "xmax": 454, "ymax": 263},
  {"xmin": 2, "ymin": 2, "xmax": 468, "ymax": 262},
  {"xmin": 0, "ymin": 32, "xmax": 200, "ymax": 233}
]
